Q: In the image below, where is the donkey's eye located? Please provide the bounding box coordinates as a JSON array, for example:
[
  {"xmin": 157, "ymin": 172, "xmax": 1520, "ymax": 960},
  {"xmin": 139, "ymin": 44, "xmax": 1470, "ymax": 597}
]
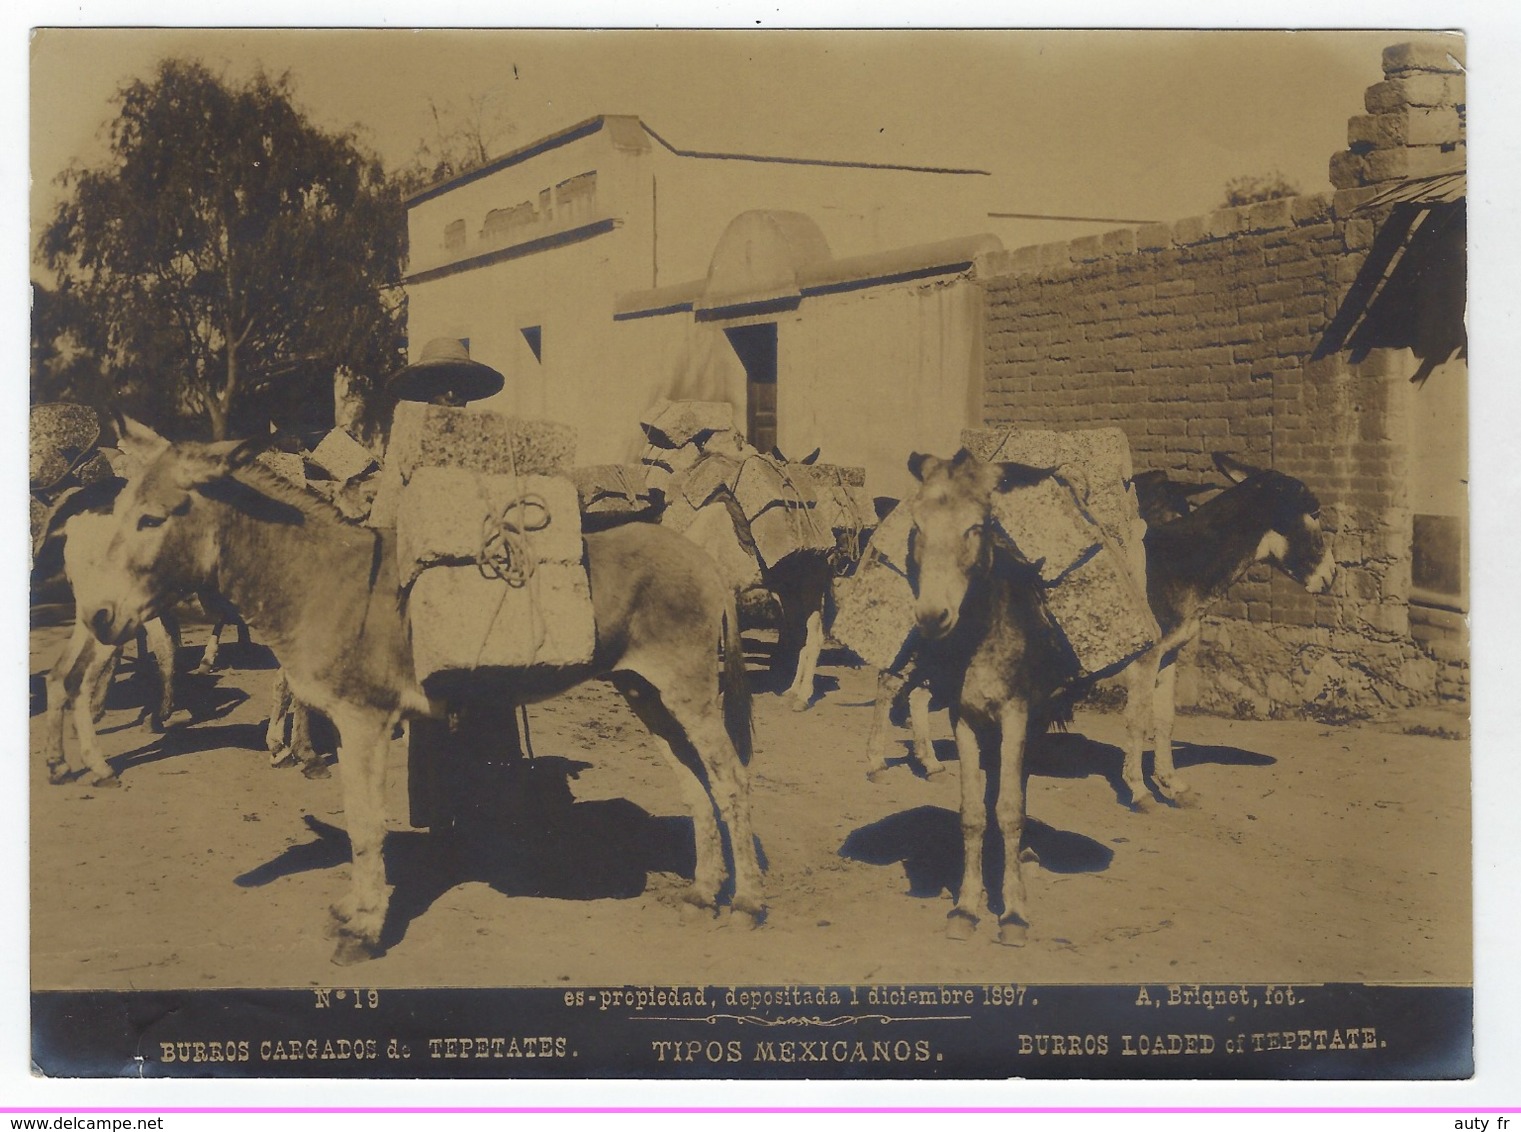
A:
[
  {"xmin": 171, "ymin": 497, "xmax": 192, "ymax": 516},
  {"xmin": 964, "ymin": 523, "xmax": 986, "ymax": 539},
  {"xmin": 137, "ymin": 513, "xmax": 166, "ymax": 531}
]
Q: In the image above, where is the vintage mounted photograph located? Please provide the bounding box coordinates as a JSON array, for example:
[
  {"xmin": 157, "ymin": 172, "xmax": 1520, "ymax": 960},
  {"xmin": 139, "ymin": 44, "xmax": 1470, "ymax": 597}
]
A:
[{"xmin": 26, "ymin": 26, "xmax": 1471, "ymax": 1082}]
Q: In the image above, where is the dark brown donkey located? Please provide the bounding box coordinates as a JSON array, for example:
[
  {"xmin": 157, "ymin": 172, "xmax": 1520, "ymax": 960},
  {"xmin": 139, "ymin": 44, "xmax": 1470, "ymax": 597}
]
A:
[
  {"xmin": 1121, "ymin": 452, "xmax": 1334, "ymax": 802},
  {"xmin": 83, "ymin": 418, "xmax": 765, "ymax": 964},
  {"xmin": 899, "ymin": 448, "xmax": 1334, "ymax": 943},
  {"xmin": 870, "ymin": 454, "xmax": 1332, "ymax": 809}
]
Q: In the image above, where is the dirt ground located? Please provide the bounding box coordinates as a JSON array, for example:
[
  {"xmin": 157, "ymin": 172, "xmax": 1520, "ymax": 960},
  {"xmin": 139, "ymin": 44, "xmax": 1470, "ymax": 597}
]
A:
[{"xmin": 29, "ymin": 616, "xmax": 1472, "ymax": 991}]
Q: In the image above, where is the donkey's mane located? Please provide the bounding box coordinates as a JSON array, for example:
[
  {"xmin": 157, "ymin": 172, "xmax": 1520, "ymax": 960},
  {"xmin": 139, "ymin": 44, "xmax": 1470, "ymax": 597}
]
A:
[{"xmin": 226, "ymin": 457, "xmax": 354, "ymax": 527}]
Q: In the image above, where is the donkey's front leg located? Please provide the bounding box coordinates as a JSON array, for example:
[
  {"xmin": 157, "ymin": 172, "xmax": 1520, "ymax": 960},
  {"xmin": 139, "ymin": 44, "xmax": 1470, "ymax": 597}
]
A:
[
  {"xmin": 947, "ymin": 716, "xmax": 989, "ymax": 940},
  {"xmin": 908, "ymin": 685, "xmax": 939, "ymax": 775},
  {"xmin": 995, "ymin": 699, "xmax": 1032, "ymax": 946},
  {"xmin": 327, "ymin": 706, "xmax": 398, "ymax": 965}
]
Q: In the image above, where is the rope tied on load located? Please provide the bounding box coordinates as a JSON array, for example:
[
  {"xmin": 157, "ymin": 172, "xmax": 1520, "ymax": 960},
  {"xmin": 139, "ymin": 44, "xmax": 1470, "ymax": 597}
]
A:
[{"xmin": 476, "ymin": 491, "xmax": 552, "ymax": 587}]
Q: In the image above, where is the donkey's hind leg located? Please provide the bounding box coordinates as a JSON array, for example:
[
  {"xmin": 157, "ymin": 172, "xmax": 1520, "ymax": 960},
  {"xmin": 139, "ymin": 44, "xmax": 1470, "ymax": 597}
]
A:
[
  {"xmin": 615, "ymin": 670, "xmax": 766, "ymax": 925},
  {"xmin": 611, "ymin": 673, "xmax": 728, "ymax": 917},
  {"xmin": 325, "ymin": 704, "xmax": 398, "ymax": 965},
  {"xmin": 1120, "ymin": 653, "xmax": 1160, "ymax": 809},
  {"xmin": 865, "ymin": 669, "xmax": 904, "ymax": 781},
  {"xmin": 1148, "ymin": 661, "xmax": 1194, "ymax": 804}
]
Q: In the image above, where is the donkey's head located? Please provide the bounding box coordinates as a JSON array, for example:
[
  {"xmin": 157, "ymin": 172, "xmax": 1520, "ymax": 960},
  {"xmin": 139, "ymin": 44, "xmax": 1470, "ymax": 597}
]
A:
[
  {"xmin": 1214, "ymin": 452, "xmax": 1335, "ymax": 595},
  {"xmin": 86, "ymin": 417, "xmax": 263, "ymax": 646},
  {"xmin": 905, "ymin": 448, "xmax": 1050, "ymax": 640}
]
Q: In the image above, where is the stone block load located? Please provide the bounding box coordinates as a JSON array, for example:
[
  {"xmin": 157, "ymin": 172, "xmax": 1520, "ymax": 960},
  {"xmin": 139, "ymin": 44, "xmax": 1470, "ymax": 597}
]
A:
[
  {"xmin": 642, "ymin": 400, "xmax": 859, "ymax": 586},
  {"xmin": 835, "ymin": 429, "xmax": 1157, "ymax": 680},
  {"xmin": 571, "ymin": 463, "xmax": 661, "ymax": 520},
  {"xmin": 637, "ymin": 399, "xmax": 735, "ymax": 495},
  {"xmin": 307, "ymin": 427, "xmax": 379, "ymax": 484},
  {"xmin": 828, "ymin": 503, "xmax": 917, "ymax": 671},
  {"xmin": 370, "ymin": 401, "xmax": 576, "ymax": 528},
  {"xmin": 30, "ymin": 403, "xmax": 101, "ymax": 491},
  {"xmin": 383, "ymin": 403, "xmax": 594, "ymax": 681},
  {"xmin": 963, "ymin": 426, "xmax": 1157, "ymax": 679}
]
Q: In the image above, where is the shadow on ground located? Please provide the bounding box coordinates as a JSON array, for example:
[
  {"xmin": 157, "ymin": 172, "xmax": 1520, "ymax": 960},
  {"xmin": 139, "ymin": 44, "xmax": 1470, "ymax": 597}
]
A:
[{"xmin": 232, "ymin": 753, "xmax": 724, "ymax": 954}]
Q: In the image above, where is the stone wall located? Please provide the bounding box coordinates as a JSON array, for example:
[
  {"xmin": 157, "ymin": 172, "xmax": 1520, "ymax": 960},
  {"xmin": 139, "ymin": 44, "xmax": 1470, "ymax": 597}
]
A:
[{"xmin": 977, "ymin": 39, "xmax": 1468, "ymax": 721}]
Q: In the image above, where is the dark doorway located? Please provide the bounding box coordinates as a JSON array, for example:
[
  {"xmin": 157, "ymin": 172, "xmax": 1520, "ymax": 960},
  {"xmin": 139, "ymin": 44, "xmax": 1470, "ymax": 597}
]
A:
[{"xmin": 725, "ymin": 323, "xmax": 778, "ymax": 453}]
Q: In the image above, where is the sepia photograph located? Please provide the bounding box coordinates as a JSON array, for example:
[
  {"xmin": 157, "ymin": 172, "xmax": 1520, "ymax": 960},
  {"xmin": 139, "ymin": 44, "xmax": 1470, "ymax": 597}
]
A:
[{"xmin": 22, "ymin": 22, "xmax": 1483, "ymax": 1090}]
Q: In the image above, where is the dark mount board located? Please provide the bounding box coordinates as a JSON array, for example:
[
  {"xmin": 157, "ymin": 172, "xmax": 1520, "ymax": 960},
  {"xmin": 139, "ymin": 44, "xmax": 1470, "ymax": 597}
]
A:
[{"xmin": 33, "ymin": 983, "xmax": 1471, "ymax": 1080}]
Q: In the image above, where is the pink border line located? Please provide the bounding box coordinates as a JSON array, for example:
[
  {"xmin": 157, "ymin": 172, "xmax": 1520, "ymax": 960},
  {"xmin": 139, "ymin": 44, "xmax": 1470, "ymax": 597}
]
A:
[{"xmin": 3, "ymin": 1109, "xmax": 1521, "ymax": 1115}]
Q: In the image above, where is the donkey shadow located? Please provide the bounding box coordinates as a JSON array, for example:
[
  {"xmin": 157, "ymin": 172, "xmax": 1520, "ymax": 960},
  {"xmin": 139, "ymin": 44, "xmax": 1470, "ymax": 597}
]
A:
[
  {"xmin": 234, "ymin": 753, "xmax": 720, "ymax": 953},
  {"xmin": 841, "ymin": 730, "xmax": 1276, "ymax": 914},
  {"xmin": 840, "ymin": 804, "xmax": 1113, "ymax": 916},
  {"xmin": 888, "ymin": 729, "xmax": 1276, "ymax": 805}
]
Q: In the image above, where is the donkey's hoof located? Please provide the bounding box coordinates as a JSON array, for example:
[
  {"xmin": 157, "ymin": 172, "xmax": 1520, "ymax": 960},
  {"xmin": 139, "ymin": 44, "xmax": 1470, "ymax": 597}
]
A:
[
  {"xmin": 1017, "ymin": 846, "xmax": 1040, "ymax": 866},
  {"xmin": 330, "ymin": 933, "xmax": 380, "ymax": 966},
  {"xmin": 787, "ymin": 694, "xmax": 813, "ymax": 713},
  {"xmin": 269, "ymin": 746, "xmax": 298, "ymax": 769},
  {"xmin": 89, "ymin": 773, "xmax": 122, "ymax": 789},
  {"xmin": 300, "ymin": 760, "xmax": 332, "ymax": 780},
  {"xmin": 946, "ymin": 909, "xmax": 979, "ymax": 941},
  {"xmin": 1156, "ymin": 778, "xmax": 1196, "ymax": 806},
  {"xmin": 46, "ymin": 763, "xmax": 76, "ymax": 786},
  {"xmin": 996, "ymin": 916, "xmax": 1029, "ymax": 947},
  {"xmin": 1127, "ymin": 790, "xmax": 1157, "ymax": 813},
  {"xmin": 923, "ymin": 760, "xmax": 947, "ymax": 778},
  {"xmin": 731, "ymin": 897, "xmax": 768, "ymax": 929},
  {"xmin": 679, "ymin": 891, "xmax": 720, "ymax": 923},
  {"xmin": 866, "ymin": 765, "xmax": 893, "ymax": 785}
]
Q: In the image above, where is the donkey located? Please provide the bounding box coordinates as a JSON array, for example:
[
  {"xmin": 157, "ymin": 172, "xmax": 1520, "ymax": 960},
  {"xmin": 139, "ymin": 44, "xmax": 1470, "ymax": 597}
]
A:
[
  {"xmin": 670, "ymin": 433, "xmax": 844, "ymax": 712},
  {"xmin": 872, "ymin": 453, "xmax": 1333, "ymax": 807},
  {"xmin": 84, "ymin": 418, "xmax": 765, "ymax": 964},
  {"xmin": 37, "ymin": 485, "xmax": 180, "ymax": 787},
  {"xmin": 1119, "ymin": 452, "xmax": 1334, "ymax": 802},
  {"xmin": 863, "ymin": 466, "xmax": 1218, "ymax": 782},
  {"xmin": 38, "ymin": 482, "xmax": 321, "ymax": 784},
  {"xmin": 900, "ymin": 449, "xmax": 1078, "ymax": 943}
]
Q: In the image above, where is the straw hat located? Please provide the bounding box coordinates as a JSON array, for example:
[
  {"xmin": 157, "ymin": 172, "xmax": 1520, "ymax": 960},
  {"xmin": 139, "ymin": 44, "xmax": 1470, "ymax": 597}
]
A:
[{"xmin": 389, "ymin": 338, "xmax": 505, "ymax": 404}]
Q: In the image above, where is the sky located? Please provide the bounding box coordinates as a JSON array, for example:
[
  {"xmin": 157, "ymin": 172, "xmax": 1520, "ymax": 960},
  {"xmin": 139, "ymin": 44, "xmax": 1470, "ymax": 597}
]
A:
[
  {"xmin": 8, "ymin": 0, "xmax": 1521, "ymax": 1116},
  {"xmin": 27, "ymin": 27, "xmax": 1462, "ymax": 264}
]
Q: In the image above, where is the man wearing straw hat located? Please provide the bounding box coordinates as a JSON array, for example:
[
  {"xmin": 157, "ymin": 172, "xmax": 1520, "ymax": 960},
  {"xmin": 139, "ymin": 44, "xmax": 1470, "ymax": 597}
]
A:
[
  {"xmin": 388, "ymin": 336, "xmax": 505, "ymax": 408},
  {"xmin": 382, "ymin": 339, "xmax": 538, "ymax": 836}
]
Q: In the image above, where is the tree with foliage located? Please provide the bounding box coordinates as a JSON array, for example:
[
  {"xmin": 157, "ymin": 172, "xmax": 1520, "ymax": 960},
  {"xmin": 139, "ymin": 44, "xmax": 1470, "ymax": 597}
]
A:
[
  {"xmin": 1219, "ymin": 170, "xmax": 1302, "ymax": 210},
  {"xmin": 39, "ymin": 59, "xmax": 407, "ymax": 439},
  {"xmin": 31, "ymin": 281, "xmax": 109, "ymax": 407}
]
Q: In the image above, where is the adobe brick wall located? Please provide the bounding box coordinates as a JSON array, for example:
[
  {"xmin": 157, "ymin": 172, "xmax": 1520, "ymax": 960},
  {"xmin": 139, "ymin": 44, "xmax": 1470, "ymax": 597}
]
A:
[{"xmin": 978, "ymin": 186, "xmax": 1468, "ymax": 721}]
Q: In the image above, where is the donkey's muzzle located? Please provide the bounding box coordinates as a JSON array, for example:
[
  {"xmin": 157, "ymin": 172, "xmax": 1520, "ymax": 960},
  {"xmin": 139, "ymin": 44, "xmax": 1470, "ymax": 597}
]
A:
[
  {"xmin": 88, "ymin": 603, "xmax": 134, "ymax": 647},
  {"xmin": 916, "ymin": 606, "xmax": 957, "ymax": 640}
]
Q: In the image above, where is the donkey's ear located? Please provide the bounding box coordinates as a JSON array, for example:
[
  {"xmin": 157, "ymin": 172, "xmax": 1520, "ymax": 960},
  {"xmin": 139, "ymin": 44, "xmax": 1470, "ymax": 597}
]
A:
[
  {"xmin": 203, "ymin": 436, "xmax": 268, "ymax": 475},
  {"xmin": 1212, "ymin": 452, "xmax": 1261, "ymax": 484},
  {"xmin": 1179, "ymin": 479, "xmax": 1223, "ymax": 498},
  {"xmin": 112, "ymin": 413, "xmax": 170, "ymax": 465},
  {"xmin": 180, "ymin": 436, "xmax": 268, "ymax": 487},
  {"xmin": 907, "ymin": 452, "xmax": 941, "ymax": 483},
  {"xmin": 992, "ymin": 461, "xmax": 1056, "ymax": 493}
]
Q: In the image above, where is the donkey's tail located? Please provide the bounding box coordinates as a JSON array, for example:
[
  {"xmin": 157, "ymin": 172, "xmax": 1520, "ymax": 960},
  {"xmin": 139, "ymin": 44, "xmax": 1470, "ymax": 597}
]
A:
[{"xmin": 720, "ymin": 588, "xmax": 754, "ymax": 766}]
